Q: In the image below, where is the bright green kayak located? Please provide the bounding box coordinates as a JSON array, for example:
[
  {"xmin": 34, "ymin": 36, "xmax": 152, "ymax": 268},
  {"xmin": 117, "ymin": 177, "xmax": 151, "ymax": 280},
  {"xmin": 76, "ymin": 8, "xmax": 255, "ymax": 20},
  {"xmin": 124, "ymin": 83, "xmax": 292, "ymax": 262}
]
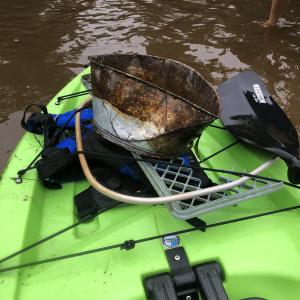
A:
[{"xmin": 1, "ymin": 68, "xmax": 300, "ymax": 300}]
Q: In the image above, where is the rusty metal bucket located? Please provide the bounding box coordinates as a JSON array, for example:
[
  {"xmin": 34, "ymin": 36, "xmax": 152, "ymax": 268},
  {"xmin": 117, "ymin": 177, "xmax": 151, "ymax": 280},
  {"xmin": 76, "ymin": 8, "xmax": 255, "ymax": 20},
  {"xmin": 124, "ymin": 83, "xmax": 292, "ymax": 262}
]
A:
[{"xmin": 89, "ymin": 54, "xmax": 221, "ymax": 158}]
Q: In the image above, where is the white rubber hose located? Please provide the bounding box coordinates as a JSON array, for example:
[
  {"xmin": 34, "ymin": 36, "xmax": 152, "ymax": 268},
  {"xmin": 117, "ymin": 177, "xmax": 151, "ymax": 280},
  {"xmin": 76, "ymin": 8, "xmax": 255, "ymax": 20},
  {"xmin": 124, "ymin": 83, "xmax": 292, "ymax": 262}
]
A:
[{"xmin": 76, "ymin": 99, "xmax": 276, "ymax": 205}]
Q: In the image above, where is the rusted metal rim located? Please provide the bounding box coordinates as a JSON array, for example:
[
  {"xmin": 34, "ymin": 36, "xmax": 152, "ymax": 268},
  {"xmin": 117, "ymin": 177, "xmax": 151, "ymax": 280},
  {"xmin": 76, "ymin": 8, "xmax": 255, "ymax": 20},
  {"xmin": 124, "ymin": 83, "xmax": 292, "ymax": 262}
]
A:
[
  {"xmin": 89, "ymin": 53, "xmax": 221, "ymax": 119},
  {"xmin": 89, "ymin": 58, "xmax": 219, "ymax": 119}
]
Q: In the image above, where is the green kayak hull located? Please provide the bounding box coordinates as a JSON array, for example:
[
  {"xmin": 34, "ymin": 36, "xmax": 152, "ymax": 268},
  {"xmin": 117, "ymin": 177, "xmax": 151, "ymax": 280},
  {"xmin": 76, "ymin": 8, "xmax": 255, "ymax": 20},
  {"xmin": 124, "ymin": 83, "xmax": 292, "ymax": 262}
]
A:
[{"xmin": 1, "ymin": 68, "xmax": 300, "ymax": 300}]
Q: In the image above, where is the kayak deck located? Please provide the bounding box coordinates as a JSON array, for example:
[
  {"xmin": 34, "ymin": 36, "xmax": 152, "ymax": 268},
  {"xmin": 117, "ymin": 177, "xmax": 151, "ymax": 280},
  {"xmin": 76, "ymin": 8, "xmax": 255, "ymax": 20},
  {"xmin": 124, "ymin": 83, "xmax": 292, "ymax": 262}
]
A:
[{"xmin": 1, "ymin": 69, "xmax": 300, "ymax": 300}]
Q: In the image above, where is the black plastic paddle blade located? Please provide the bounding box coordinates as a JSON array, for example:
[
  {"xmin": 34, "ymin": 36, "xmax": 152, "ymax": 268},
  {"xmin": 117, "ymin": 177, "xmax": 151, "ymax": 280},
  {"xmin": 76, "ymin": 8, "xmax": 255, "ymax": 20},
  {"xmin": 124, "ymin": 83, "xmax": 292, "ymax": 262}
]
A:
[{"xmin": 217, "ymin": 71, "xmax": 300, "ymax": 184}]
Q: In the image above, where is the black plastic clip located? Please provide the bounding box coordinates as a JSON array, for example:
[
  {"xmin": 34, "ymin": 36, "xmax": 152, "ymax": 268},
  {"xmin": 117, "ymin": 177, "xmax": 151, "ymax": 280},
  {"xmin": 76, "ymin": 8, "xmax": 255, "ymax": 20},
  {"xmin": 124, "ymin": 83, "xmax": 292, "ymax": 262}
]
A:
[
  {"xmin": 186, "ymin": 218, "xmax": 207, "ymax": 232},
  {"xmin": 120, "ymin": 240, "xmax": 136, "ymax": 251}
]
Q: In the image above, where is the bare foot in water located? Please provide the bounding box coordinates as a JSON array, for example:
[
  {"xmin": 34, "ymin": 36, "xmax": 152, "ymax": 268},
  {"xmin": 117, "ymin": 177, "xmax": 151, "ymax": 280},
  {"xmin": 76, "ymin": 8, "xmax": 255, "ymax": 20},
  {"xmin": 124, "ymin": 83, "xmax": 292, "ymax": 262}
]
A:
[
  {"xmin": 263, "ymin": 0, "xmax": 287, "ymax": 29},
  {"xmin": 262, "ymin": 20, "xmax": 277, "ymax": 30}
]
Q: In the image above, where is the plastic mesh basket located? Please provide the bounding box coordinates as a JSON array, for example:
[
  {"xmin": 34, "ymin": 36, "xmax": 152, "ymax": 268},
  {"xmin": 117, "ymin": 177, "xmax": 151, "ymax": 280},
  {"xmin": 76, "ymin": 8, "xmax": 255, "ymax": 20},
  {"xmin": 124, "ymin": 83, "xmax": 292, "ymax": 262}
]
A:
[{"xmin": 134, "ymin": 154, "xmax": 283, "ymax": 219}]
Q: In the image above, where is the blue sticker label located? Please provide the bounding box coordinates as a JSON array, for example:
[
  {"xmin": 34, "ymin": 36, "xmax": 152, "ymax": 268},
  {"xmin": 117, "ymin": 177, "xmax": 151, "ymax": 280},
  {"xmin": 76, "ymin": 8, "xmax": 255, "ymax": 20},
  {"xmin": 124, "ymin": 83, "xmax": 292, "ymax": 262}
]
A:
[{"xmin": 161, "ymin": 235, "xmax": 180, "ymax": 248}]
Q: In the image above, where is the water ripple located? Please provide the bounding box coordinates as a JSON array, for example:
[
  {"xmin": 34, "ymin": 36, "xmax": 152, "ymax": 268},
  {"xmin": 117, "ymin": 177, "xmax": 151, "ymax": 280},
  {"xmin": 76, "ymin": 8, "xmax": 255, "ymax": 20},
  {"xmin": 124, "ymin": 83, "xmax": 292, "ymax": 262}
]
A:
[{"xmin": 0, "ymin": 0, "xmax": 299, "ymax": 162}]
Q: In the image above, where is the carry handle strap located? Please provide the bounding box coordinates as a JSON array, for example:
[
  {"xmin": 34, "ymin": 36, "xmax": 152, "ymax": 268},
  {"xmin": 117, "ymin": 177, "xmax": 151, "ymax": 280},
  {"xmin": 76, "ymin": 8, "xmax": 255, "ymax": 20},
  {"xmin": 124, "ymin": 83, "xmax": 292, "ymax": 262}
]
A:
[{"xmin": 21, "ymin": 103, "xmax": 49, "ymax": 133}]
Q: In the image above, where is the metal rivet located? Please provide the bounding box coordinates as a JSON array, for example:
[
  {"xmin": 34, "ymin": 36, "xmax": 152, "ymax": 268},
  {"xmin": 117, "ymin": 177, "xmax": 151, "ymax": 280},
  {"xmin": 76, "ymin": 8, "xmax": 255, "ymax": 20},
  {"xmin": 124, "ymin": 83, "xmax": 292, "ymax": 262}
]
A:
[
  {"xmin": 186, "ymin": 296, "xmax": 192, "ymax": 300},
  {"xmin": 174, "ymin": 255, "xmax": 180, "ymax": 261},
  {"xmin": 15, "ymin": 177, "xmax": 22, "ymax": 184}
]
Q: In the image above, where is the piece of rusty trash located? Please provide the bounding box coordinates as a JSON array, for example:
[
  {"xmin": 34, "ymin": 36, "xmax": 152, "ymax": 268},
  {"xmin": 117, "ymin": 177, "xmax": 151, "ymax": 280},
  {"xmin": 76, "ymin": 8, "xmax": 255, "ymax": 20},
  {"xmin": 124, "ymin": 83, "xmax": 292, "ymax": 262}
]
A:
[{"xmin": 89, "ymin": 54, "xmax": 221, "ymax": 158}]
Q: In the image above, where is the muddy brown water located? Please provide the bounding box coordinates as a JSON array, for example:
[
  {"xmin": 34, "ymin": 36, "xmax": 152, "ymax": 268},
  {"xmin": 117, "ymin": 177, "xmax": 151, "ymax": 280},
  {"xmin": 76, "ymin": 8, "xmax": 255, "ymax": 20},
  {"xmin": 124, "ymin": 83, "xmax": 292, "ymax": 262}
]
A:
[{"xmin": 0, "ymin": 0, "xmax": 299, "ymax": 171}]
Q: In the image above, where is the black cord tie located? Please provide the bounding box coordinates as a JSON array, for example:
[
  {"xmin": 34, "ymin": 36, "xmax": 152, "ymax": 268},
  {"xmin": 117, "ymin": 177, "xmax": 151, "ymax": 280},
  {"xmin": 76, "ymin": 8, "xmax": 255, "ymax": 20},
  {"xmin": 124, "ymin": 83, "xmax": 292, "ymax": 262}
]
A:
[{"xmin": 120, "ymin": 240, "xmax": 136, "ymax": 251}]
